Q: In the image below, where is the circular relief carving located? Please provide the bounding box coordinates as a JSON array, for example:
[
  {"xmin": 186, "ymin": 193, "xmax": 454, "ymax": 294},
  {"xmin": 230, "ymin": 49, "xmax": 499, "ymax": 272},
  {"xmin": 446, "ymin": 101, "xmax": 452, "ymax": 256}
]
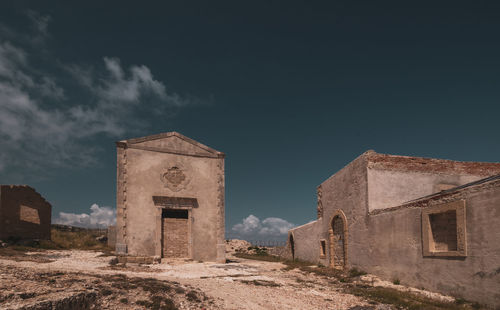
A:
[{"xmin": 161, "ymin": 163, "xmax": 190, "ymax": 192}]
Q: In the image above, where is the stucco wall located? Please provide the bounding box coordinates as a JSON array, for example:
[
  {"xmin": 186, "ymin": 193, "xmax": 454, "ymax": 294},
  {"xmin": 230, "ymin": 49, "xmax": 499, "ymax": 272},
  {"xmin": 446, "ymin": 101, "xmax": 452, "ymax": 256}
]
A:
[
  {"xmin": 292, "ymin": 152, "xmax": 369, "ymax": 267},
  {"xmin": 367, "ymin": 169, "xmax": 482, "ymax": 211},
  {"xmin": 318, "ymin": 153, "xmax": 369, "ymax": 269},
  {"xmin": 290, "ymin": 150, "xmax": 500, "ymax": 307},
  {"xmin": 289, "ymin": 220, "xmax": 322, "ymax": 263},
  {"xmin": 363, "ymin": 180, "xmax": 500, "ymax": 307},
  {"xmin": 116, "ymin": 133, "xmax": 225, "ymax": 262},
  {"xmin": 0, "ymin": 185, "xmax": 51, "ymax": 240}
]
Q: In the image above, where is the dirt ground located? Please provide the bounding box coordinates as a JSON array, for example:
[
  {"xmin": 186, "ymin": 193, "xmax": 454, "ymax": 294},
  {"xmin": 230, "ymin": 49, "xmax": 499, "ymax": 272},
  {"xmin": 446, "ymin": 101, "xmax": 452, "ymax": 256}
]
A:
[
  {"xmin": 0, "ymin": 246, "xmax": 464, "ymax": 310},
  {"xmin": 0, "ymin": 248, "xmax": 387, "ymax": 310}
]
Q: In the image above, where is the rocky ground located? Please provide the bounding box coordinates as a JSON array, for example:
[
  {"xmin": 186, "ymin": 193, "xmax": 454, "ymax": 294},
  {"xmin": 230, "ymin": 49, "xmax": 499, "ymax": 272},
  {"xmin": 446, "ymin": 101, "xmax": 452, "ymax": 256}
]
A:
[{"xmin": 0, "ymin": 240, "xmax": 478, "ymax": 310}]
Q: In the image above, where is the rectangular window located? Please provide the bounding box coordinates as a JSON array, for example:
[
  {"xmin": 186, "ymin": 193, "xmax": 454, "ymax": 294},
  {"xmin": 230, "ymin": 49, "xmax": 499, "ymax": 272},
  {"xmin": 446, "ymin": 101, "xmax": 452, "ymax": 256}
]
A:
[
  {"xmin": 422, "ymin": 200, "xmax": 466, "ymax": 257},
  {"xmin": 319, "ymin": 239, "xmax": 326, "ymax": 258},
  {"xmin": 429, "ymin": 210, "xmax": 457, "ymax": 251}
]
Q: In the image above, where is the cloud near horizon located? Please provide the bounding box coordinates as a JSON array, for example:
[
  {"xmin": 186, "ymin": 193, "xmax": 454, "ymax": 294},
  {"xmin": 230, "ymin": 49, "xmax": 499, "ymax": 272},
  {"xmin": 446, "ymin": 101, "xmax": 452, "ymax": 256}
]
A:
[
  {"xmin": 231, "ymin": 215, "xmax": 295, "ymax": 240},
  {"xmin": 53, "ymin": 204, "xmax": 116, "ymax": 229}
]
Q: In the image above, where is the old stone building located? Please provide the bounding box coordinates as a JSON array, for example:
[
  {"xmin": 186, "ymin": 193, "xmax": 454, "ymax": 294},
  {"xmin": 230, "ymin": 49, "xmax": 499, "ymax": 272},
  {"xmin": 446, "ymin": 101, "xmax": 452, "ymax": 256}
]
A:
[
  {"xmin": 115, "ymin": 132, "xmax": 225, "ymax": 263},
  {"xmin": 289, "ymin": 151, "xmax": 500, "ymax": 307},
  {"xmin": 0, "ymin": 185, "xmax": 52, "ymax": 240}
]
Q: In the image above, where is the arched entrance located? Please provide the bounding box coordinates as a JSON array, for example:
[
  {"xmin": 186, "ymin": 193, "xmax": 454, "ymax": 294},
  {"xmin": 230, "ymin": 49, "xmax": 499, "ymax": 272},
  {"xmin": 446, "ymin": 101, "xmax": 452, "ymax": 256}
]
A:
[
  {"xmin": 329, "ymin": 210, "xmax": 347, "ymax": 269},
  {"xmin": 289, "ymin": 233, "xmax": 295, "ymax": 260}
]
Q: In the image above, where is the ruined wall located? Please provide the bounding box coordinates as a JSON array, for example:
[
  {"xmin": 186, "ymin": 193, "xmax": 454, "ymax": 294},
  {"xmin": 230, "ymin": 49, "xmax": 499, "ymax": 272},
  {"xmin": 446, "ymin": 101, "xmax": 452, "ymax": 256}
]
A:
[
  {"xmin": 116, "ymin": 133, "xmax": 225, "ymax": 262},
  {"xmin": 0, "ymin": 185, "xmax": 51, "ymax": 240},
  {"xmin": 363, "ymin": 179, "xmax": 500, "ymax": 307}
]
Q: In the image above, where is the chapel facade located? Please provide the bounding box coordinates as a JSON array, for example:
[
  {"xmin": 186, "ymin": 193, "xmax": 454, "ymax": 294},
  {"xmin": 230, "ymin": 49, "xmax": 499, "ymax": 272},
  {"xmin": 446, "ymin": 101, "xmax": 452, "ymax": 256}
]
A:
[{"xmin": 115, "ymin": 132, "xmax": 225, "ymax": 263}]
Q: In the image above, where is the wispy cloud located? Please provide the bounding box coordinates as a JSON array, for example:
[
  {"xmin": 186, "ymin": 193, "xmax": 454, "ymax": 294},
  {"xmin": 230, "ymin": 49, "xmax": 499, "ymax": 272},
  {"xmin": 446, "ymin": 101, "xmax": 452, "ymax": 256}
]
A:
[
  {"xmin": 0, "ymin": 12, "xmax": 192, "ymax": 177},
  {"xmin": 231, "ymin": 215, "xmax": 295, "ymax": 240},
  {"xmin": 26, "ymin": 10, "xmax": 51, "ymax": 42},
  {"xmin": 53, "ymin": 204, "xmax": 116, "ymax": 229}
]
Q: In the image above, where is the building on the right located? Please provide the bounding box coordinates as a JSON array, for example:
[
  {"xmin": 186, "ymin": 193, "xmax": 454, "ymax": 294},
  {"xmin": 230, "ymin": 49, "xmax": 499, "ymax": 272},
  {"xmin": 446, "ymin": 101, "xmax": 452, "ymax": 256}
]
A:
[{"xmin": 289, "ymin": 150, "xmax": 500, "ymax": 307}]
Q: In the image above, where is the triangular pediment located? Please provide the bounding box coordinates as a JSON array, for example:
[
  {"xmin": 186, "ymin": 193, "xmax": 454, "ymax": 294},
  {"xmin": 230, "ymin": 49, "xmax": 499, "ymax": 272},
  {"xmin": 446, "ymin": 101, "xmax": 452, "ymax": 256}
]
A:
[{"xmin": 120, "ymin": 132, "xmax": 223, "ymax": 158}]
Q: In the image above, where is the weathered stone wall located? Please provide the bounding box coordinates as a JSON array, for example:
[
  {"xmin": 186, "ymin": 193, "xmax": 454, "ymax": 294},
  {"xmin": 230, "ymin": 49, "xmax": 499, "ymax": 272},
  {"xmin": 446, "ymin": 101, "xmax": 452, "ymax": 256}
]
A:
[
  {"xmin": 116, "ymin": 132, "xmax": 225, "ymax": 262},
  {"xmin": 362, "ymin": 179, "xmax": 500, "ymax": 307},
  {"xmin": 289, "ymin": 219, "xmax": 322, "ymax": 263},
  {"xmin": 291, "ymin": 150, "xmax": 500, "ymax": 307},
  {"xmin": 319, "ymin": 152, "xmax": 369, "ymax": 269},
  {"xmin": 291, "ymin": 152, "xmax": 369, "ymax": 267},
  {"xmin": 107, "ymin": 225, "xmax": 116, "ymax": 248},
  {"xmin": 367, "ymin": 169, "xmax": 484, "ymax": 211},
  {"xmin": 0, "ymin": 185, "xmax": 51, "ymax": 240}
]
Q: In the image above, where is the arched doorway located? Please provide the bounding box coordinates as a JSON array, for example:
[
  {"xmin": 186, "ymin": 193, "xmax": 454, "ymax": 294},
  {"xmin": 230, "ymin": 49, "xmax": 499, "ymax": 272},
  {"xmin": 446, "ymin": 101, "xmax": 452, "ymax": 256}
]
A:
[
  {"xmin": 289, "ymin": 233, "xmax": 295, "ymax": 260},
  {"xmin": 329, "ymin": 210, "xmax": 347, "ymax": 269}
]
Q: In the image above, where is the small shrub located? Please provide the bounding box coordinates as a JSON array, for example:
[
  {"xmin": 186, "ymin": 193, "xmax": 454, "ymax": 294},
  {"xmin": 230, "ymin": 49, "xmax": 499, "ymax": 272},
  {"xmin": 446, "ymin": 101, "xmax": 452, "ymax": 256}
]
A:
[
  {"xmin": 349, "ymin": 268, "xmax": 367, "ymax": 277},
  {"xmin": 240, "ymin": 280, "xmax": 280, "ymax": 287},
  {"xmin": 392, "ymin": 278, "xmax": 400, "ymax": 285},
  {"xmin": 109, "ymin": 257, "xmax": 119, "ymax": 266},
  {"xmin": 19, "ymin": 292, "xmax": 36, "ymax": 299},
  {"xmin": 455, "ymin": 298, "xmax": 466, "ymax": 305},
  {"xmin": 100, "ymin": 288, "xmax": 113, "ymax": 296},
  {"xmin": 174, "ymin": 286, "xmax": 185, "ymax": 294},
  {"xmin": 136, "ymin": 300, "xmax": 151, "ymax": 307},
  {"xmin": 119, "ymin": 298, "xmax": 128, "ymax": 304},
  {"xmin": 186, "ymin": 290, "xmax": 201, "ymax": 302}
]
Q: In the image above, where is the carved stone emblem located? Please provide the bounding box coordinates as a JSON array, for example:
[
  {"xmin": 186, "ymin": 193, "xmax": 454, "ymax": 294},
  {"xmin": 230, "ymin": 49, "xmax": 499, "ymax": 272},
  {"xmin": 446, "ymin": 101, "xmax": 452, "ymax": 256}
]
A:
[{"xmin": 161, "ymin": 164, "xmax": 190, "ymax": 192}]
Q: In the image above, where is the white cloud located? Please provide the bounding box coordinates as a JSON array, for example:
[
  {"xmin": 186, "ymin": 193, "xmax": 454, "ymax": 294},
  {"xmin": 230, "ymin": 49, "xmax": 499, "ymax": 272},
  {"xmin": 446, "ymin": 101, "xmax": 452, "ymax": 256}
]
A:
[
  {"xmin": 53, "ymin": 204, "xmax": 116, "ymax": 229},
  {"xmin": 231, "ymin": 214, "xmax": 295, "ymax": 240},
  {"xmin": 0, "ymin": 12, "xmax": 192, "ymax": 176}
]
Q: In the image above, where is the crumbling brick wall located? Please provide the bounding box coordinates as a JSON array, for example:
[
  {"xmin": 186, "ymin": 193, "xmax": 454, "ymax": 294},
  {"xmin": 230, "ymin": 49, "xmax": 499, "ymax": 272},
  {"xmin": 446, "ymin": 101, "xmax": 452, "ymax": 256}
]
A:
[{"xmin": 0, "ymin": 185, "xmax": 51, "ymax": 240}]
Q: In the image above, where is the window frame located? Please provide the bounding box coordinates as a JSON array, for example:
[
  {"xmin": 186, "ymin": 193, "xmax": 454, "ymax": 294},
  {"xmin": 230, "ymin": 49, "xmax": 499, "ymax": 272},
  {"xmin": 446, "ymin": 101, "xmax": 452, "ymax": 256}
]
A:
[
  {"xmin": 422, "ymin": 200, "xmax": 467, "ymax": 257},
  {"xmin": 319, "ymin": 239, "xmax": 327, "ymax": 258}
]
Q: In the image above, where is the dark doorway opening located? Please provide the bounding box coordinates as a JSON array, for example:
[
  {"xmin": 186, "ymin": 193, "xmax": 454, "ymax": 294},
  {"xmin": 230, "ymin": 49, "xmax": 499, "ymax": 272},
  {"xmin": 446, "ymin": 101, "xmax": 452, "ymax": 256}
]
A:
[{"xmin": 162, "ymin": 209, "xmax": 188, "ymax": 219}]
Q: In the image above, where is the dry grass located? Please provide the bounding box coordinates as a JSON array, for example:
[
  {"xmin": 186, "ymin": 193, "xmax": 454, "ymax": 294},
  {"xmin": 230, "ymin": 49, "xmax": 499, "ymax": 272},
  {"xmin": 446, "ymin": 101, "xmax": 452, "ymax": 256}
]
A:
[
  {"xmin": 0, "ymin": 226, "xmax": 112, "ymax": 252},
  {"xmin": 239, "ymin": 279, "xmax": 280, "ymax": 287},
  {"xmin": 348, "ymin": 286, "xmax": 484, "ymax": 310},
  {"xmin": 44, "ymin": 228, "xmax": 111, "ymax": 251},
  {"xmin": 235, "ymin": 253, "xmax": 486, "ymax": 310}
]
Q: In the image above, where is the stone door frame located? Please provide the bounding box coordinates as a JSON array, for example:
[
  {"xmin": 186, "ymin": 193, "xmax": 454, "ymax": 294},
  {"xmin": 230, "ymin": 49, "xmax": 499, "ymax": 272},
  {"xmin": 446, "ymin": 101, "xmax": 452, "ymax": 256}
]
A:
[
  {"xmin": 328, "ymin": 209, "xmax": 348, "ymax": 269},
  {"xmin": 153, "ymin": 196, "xmax": 197, "ymax": 259}
]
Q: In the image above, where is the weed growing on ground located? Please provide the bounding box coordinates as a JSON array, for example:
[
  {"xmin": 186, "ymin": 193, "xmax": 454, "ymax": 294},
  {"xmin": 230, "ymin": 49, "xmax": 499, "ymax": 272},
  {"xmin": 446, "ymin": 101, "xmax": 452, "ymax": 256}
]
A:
[
  {"xmin": 348, "ymin": 286, "xmax": 485, "ymax": 310},
  {"xmin": 349, "ymin": 268, "xmax": 367, "ymax": 277},
  {"xmin": 246, "ymin": 246, "xmax": 269, "ymax": 255},
  {"xmin": 234, "ymin": 252, "xmax": 281, "ymax": 262},
  {"xmin": 237, "ymin": 252, "xmax": 486, "ymax": 310},
  {"xmin": 185, "ymin": 290, "xmax": 201, "ymax": 302},
  {"xmin": 240, "ymin": 280, "xmax": 280, "ymax": 287}
]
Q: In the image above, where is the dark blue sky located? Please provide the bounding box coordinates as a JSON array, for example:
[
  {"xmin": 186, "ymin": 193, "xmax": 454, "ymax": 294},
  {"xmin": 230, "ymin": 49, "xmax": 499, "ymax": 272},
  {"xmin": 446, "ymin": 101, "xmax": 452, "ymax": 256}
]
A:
[{"xmin": 1, "ymin": 1, "xmax": 499, "ymax": 239}]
